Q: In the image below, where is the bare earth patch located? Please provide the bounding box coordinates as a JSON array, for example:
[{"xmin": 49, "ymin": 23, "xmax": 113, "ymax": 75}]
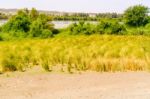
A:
[{"xmin": 1, "ymin": 71, "xmax": 150, "ymax": 99}]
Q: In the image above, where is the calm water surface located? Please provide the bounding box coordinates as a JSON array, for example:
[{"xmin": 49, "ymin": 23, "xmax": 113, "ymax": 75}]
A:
[{"xmin": 0, "ymin": 20, "xmax": 97, "ymax": 28}]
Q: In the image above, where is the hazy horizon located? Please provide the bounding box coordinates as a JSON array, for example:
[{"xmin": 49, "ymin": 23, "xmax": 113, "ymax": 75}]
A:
[{"xmin": 0, "ymin": 0, "xmax": 150, "ymax": 13}]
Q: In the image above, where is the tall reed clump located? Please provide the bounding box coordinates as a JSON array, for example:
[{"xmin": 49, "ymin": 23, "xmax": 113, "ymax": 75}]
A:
[{"xmin": 0, "ymin": 35, "xmax": 150, "ymax": 73}]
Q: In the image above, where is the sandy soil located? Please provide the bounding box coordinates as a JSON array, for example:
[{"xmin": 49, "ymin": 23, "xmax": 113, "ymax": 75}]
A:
[{"xmin": 0, "ymin": 71, "xmax": 150, "ymax": 99}]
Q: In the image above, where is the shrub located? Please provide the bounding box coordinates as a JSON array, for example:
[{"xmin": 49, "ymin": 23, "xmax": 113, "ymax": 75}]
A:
[
  {"xmin": 41, "ymin": 29, "xmax": 53, "ymax": 38},
  {"xmin": 110, "ymin": 22, "xmax": 126, "ymax": 35},
  {"xmin": 96, "ymin": 21, "xmax": 126, "ymax": 34},
  {"xmin": 29, "ymin": 8, "xmax": 39, "ymax": 21},
  {"xmin": 145, "ymin": 23, "xmax": 150, "ymax": 29},
  {"xmin": 52, "ymin": 29, "xmax": 59, "ymax": 35},
  {"xmin": 69, "ymin": 23, "xmax": 80, "ymax": 35},
  {"xmin": 1, "ymin": 8, "xmax": 54, "ymax": 40},
  {"xmin": 68, "ymin": 21, "xmax": 95, "ymax": 35},
  {"xmin": 29, "ymin": 14, "xmax": 54, "ymax": 38},
  {"xmin": 29, "ymin": 19, "xmax": 43, "ymax": 37},
  {"xmin": 124, "ymin": 5, "xmax": 149, "ymax": 27},
  {"xmin": 2, "ymin": 10, "xmax": 30, "ymax": 33},
  {"xmin": 128, "ymin": 28, "xmax": 147, "ymax": 35},
  {"xmin": 96, "ymin": 21, "xmax": 111, "ymax": 34},
  {"xmin": 82, "ymin": 23, "xmax": 95, "ymax": 35},
  {"xmin": 0, "ymin": 34, "xmax": 3, "ymax": 41}
]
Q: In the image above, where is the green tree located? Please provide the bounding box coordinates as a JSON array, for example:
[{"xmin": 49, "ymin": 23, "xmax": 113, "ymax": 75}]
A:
[
  {"xmin": 2, "ymin": 9, "xmax": 30, "ymax": 33},
  {"xmin": 1, "ymin": 8, "xmax": 54, "ymax": 39},
  {"xmin": 29, "ymin": 19, "xmax": 43, "ymax": 37},
  {"xmin": 29, "ymin": 8, "xmax": 39, "ymax": 21},
  {"xmin": 124, "ymin": 5, "xmax": 149, "ymax": 27},
  {"xmin": 29, "ymin": 13, "xmax": 54, "ymax": 37}
]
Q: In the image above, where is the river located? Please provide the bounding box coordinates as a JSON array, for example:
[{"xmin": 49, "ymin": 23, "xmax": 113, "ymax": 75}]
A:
[{"xmin": 0, "ymin": 20, "xmax": 97, "ymax": 29}]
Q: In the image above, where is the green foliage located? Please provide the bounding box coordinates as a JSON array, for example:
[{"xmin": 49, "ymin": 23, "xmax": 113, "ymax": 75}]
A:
[
  {"xmin": 52, "ymin": 12, "xmax": 122, "ymax": 21},
  {"xmin": 29, "ymin": 8, "xmax": 39, "ymax": 21},
  {"xmin": 68, "ymin": 21, "xmax": 95, "ymax": 35},
  {"xmin": 1, "ymin": 8, "xmax": 54, "ymax": 40},
  {"xmin": 2, "ymin": 10, "xmax": 30, "ymax": 33},
  {"xmin": 1, "ymin": 5, "xmax": 150, "ymax": 40},
  {"xmin": 29, "ymin": 19, "xmax": 43, "ymax": 37},
  {"xmin": 68, "ymin": 20, "xmax": 126, "ymax": 35},
  {"xmin": 0, "ymin": 13, "xmax": 8, "ymax": 19},
  {"xmin": 41, "ymin": 29, "xmax": 53, "ymax": 38},
  {"xmin": 0, "ymin": 35, "xmax": 3, "ymax": 41},
  {"xmin": 127, "ymin": 27, "xmax": 150, "ymax": 36},
  {"xmin": 52, "ymin": 29, "xmax": 59, "ymax": 35},
  {"xmin": 69, "ymin": 22, "xmax": 83, "ymax": 35},
  {"xmin": 96, "ymin": 21, "xmax": 111, "ymax": 34},
  {"xmin": 124, "ymin": 5, "xmax": 149, "ymax": 27},
  {"xmin": 29, "ymin": 14, "xmax": 54, "ymax": 38},
  {"xmin": 82, "ymin": 23, "xmax": 96, "ymax": 35},
  {"xmin": 110, "ymin": 22, "xmax": 126, "ymax": 35},
  {"xmin": 145, "ymin": 23, "xmax": 150, "ymax": 29}
]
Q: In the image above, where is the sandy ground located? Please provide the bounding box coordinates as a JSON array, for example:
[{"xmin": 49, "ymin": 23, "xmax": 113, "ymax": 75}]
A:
[{"xmin": 1, "ymin": 71, "xmax": 150, "ymax": 99}]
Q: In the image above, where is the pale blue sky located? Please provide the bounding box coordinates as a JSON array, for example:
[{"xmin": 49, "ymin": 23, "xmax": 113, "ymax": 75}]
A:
[{"xmin": 0, "ymin": 0, "xmax": 150, "ymax": 13}]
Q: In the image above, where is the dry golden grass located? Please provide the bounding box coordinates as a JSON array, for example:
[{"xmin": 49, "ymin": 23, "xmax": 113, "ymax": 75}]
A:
[{"xmin": 0, "ymin": 35, "xmax": 150, "ymax": 73}]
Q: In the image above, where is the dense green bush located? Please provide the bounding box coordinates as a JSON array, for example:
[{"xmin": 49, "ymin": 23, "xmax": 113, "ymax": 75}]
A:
[
  {"xmin": 2, "ymin": 10, "xmax": 30, "ymax": 33},
  {"xmin": 96, "ymin": 21, "xmax": 126, "ymax": 35},
  {"xmin": 110, "ymin": 22, "xmax": 126, "ymax": 35},
  {"xmin": 68, "ymin": 21, "xmax": 126, "ymax": 35},
  {"xmin": 124, "ymin": 5, "xmax": 149, "ymax": 27},
  {"xmin": 29, "ymin": 19, "xmax": 43, "ymax": 37},
  {"xmin": 41, "ymin": 29, "xmax": 53, "ymax": 38},
  {"xmin": 29, "ymin": 14, "xmax": 54, "ymax": 38},
  {"xmin": 29, "ymin": 8, "xmax": 39, "ymax": 21},
  {"xmin": 52, "ymin": 29, "xmax": 60, "ymax": 35},
  {"xmin": 82, "ymin": 23, "xmax": 95, "ymax": 35},
  {"xmin": 1, "ymin": 8, "xmax": 54, "ymax": 40},
  {"xmin": 68, "ymin": 21, "xmax": 95, "ymax": 35},
  {"xmin": 69, "ymin": 22, "xmax": 84, "ymax": 35},
  {"xmin": 96, "ymin": 21, "xmax": 111, "ymax": 34}
]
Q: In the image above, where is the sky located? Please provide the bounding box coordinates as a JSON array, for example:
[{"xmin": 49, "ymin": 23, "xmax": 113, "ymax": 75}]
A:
[{"xmin": 0, "ymin": 0, "xmax": 150, "ymax": 13}]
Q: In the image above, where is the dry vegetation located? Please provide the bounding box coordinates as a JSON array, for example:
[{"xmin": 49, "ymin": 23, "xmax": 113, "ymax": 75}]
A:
[{"xmin": 0, "ymin": 35, "xmax": 149, "ymax": 73}]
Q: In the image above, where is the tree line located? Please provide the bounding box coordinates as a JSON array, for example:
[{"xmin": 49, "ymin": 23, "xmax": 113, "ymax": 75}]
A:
[
  {"xmin": 0, "ymin": 5, "xmax": 150, "ymax": 41},
  {"xmin": 67, "ymin": 5, "xmax": 150, "ymax": 35},
  {"xmin": 52, "ymin": 13, "xmax": 122, "ymax": 21},
  {"xmin": 0, "ymin": 8, "xmax": 58, "ymax": 40},
  {"xmin": 0, "ymin": 10, "xmax": 122, "ymax": 21}
]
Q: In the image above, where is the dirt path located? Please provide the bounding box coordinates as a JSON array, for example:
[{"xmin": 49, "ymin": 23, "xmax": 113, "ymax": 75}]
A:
[{"xmin": 0, "ymin": 72, "xmax": 150, "ymax": 99}]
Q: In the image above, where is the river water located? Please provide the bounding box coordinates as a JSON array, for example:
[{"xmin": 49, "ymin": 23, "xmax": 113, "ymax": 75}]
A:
[{"xmin": 0, "ymin": 20, "xmax": 97, "ymax": 29}]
